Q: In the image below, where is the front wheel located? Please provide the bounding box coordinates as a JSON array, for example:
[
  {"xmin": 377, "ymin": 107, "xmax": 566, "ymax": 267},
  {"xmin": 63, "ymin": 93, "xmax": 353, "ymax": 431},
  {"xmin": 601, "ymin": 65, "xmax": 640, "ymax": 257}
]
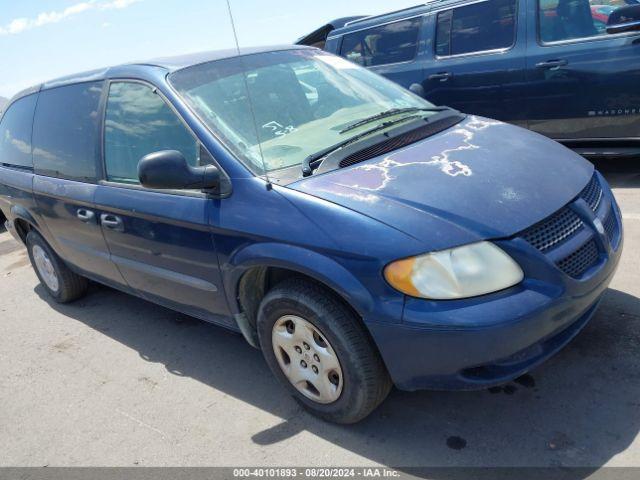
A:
[{"xmin": 257, "ymin": 279, "xmax": 392, "ymax": 424}]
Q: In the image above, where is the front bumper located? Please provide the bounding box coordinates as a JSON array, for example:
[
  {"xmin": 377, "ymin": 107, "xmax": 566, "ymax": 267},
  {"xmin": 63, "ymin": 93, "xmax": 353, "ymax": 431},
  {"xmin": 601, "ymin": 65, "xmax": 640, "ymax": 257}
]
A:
[{"xmin": 369, "ymin": 172, "xmax": 623, "ymax": 391}]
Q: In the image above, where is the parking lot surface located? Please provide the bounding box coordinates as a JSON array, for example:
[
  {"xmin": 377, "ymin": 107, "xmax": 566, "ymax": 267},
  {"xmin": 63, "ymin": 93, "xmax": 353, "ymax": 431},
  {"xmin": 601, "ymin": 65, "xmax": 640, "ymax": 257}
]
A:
[{"xmin": 1, "ymin": 159, "xmax": 639, "ymax": 469}]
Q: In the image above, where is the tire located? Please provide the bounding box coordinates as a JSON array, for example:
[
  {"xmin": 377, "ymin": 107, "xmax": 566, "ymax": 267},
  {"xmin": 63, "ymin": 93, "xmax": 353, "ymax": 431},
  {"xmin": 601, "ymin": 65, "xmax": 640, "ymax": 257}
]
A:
[
  {"xmin": 26, "ymin": 231, "xmax": 88, "ymax": 303},
  {"xmin": 257, "ymin": 278, "xmax": 392, "ymax": 424}
]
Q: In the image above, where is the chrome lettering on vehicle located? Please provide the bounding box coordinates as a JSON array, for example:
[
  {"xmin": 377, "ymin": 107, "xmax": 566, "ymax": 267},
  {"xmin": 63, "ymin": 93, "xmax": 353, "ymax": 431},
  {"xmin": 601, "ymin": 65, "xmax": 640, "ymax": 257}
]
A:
[{"xmin": 588, "ymin": 108, "xmax": 639, "ymax": 117}]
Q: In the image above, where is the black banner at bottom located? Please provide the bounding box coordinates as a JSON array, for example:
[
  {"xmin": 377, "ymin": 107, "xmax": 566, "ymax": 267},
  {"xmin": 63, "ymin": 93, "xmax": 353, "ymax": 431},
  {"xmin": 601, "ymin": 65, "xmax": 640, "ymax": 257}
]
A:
[{"xmin": 0, "ymin": 467, "xmax": 639, "ymax": 480}]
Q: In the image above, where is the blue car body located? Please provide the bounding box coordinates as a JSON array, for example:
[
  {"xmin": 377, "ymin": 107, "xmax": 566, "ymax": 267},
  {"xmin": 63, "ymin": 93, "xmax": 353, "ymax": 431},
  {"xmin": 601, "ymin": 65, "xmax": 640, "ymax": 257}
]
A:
[
  {"xmin": 0, "ymin": 46, "xmax": 623, "ymax": 392},
  {"xmin": 309, "ymin": 0, "xmax": 640, "ymax": 159}
]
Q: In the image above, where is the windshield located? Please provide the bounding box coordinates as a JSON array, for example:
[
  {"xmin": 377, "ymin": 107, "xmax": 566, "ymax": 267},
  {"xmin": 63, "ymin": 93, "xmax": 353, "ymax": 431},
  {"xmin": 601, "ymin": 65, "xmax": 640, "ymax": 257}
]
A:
[{"xmin": 169, "ymin": 49, "xmax": 438, "ymax": 180}]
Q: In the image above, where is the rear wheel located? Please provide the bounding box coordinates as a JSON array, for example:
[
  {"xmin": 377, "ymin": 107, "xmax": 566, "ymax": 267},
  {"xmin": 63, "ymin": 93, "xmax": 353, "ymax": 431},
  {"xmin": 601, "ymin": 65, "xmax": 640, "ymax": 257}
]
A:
[
  {"xmin": 257, "ymin": 278, "xmax": 392, "ymax": 424},
  {"xmin": 26, "ymin": 231, "xmax": 88, "ymax": 303}
]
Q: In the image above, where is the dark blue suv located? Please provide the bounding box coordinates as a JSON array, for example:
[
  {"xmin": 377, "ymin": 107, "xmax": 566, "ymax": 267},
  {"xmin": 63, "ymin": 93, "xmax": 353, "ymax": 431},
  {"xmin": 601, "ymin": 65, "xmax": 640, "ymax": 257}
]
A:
[
  {"xmin": 302, "ymin": 0, "xmax": 640, "ymax": 159},
  {"xmin": 0, "ymin": 46, "xmax": 623, "ymax": 423}
]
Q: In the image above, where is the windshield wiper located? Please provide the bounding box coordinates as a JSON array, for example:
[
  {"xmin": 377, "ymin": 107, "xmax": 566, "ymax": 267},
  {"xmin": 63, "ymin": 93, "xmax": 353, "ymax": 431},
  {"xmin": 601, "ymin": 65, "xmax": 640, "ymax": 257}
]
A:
[
  {"xmin": 302, "ymin": 114, "xmax": 424, "ymax": 177},
  {"xmin": 338, "ymin": 107, "xmax": 448, "ymax": 134}
]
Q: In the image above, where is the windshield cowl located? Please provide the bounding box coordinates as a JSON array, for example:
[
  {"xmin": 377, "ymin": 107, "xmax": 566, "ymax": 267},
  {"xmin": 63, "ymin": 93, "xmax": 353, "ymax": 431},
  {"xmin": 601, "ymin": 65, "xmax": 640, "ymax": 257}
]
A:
[{"xmin": 314, "ymin": 110, "xmax": 465, "ymax": 176}]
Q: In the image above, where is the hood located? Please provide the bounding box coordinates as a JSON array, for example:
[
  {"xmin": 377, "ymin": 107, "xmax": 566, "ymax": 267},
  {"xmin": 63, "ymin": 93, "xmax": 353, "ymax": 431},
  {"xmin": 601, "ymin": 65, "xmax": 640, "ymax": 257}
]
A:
[{"xmin": 289, "ymin": 116, "xmax": 593, "ymax": 250}]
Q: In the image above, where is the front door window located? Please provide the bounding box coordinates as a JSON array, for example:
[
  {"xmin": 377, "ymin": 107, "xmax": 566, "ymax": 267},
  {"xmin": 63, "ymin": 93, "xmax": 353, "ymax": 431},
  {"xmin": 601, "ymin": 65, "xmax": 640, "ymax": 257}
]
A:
[{"xmin": 104, "ymin": 82, "xmax": 199, "ymax": 184}]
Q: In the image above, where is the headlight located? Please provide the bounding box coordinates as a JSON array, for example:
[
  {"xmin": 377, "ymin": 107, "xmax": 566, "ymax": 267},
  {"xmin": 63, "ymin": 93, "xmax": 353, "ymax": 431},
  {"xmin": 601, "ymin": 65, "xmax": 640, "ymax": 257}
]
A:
[{"xmin": 384, "ymin": 241, "xmax": 523, "ymax": 300}]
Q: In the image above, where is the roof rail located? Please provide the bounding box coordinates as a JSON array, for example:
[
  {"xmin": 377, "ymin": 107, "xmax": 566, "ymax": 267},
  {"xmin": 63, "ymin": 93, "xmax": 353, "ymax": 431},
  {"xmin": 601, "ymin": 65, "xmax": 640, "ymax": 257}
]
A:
[{"xmin": 343, "ymin": 3, "xmax": 430, "ymax": 27}]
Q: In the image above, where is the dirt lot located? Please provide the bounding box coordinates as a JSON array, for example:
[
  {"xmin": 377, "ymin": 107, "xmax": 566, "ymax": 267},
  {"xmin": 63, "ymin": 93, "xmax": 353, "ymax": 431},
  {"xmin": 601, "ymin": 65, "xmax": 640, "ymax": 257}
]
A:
[{"xmin": 1, "ymin": 159, "xmax": 639, "ymax": 469}]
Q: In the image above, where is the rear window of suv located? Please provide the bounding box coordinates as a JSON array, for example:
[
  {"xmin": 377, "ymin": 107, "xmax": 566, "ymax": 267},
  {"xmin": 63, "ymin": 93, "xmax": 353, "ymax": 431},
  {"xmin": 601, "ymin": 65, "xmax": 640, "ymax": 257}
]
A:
[
  {"xmin": 436, "ymin": 0, "xmax": 518, "ymax": 56},
  {"xmin": 0, "ymin": 94, "xmax": 38, "ymax": 169},
  {"xmin": 340, "ymin": 17, "xmax": 422, "ymax": 67},
  {"xmin": 538, "ymin": 0, "xmax": 639, "ymax": 43}
]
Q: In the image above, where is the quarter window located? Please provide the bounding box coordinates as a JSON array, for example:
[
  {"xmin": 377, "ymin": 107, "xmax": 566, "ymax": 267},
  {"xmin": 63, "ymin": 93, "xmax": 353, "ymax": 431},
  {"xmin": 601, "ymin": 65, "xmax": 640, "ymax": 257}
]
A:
[
  {"xmin": 104, "ymin": 82, "xmax": 199, "ymax": 184},
  {"xmin": 32, "ymin": 82, "xmax": 103, "ymax": 181},
  {"xmin": 0, "ymin": 94, "xmax": 38, "ymax": 169},
  {"xmin": 436, "ymin": 0, "xmax": 518, "ymax": 56},
  {"xmin": 340, "ymin": 17, "xmax": 422, "ymax": 67},
  {"xmin": 538, "ymin": 0, "xmax": 640, "ymax": 43}
]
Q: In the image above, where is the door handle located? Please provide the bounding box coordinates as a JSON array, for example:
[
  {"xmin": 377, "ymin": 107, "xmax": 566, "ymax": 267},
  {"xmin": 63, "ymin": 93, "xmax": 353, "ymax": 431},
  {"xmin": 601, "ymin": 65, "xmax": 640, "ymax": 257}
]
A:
[
  {"xmin": 535, "ymin": 59, "xmax": 568, "ymax": 70},
  {"xmin": 100, "ymin": 214, "xmax": 124, "ymax": 232},
  {"xmin": 428, "ymin": 72, "xmax": 452, "ymax": 82},
  {"xmin": 76, "ymin": 208, "xmax": 96, "ymax": 223}
]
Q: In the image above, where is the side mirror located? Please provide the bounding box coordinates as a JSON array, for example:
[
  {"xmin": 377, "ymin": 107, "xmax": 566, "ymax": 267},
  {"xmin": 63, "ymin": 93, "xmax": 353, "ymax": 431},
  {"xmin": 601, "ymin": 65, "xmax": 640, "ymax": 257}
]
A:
[
  {"xmin": 138, "ymin": 150, "xmax": 220, "ymax": 191},
  {"xmin": 607, "ymin": 6, "xmax": 640, "ymax": 34}
]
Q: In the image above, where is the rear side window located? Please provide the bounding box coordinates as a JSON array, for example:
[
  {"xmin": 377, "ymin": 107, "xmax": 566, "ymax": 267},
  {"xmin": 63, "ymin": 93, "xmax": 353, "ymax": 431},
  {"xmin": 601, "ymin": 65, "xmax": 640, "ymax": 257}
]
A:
[
  {"xmin": 538, "ymin": 0, "xmax": 640, "ymax": 43},
  {"xmin": 32, "ymin": 82, "xmax": 103, "ymax": 182},
  {"xmin": 104, "ymin": 82, "xmax": 199, "ymax": 184},
  {"xmin": 340, "ymin": 17, "xmax": 422, "ymax": 67},
  {"xmin": 0, "ymin": 95, "xmax": 38, "ymax": 169},
  {"xmin": 436, "ymin": 0, "xmax": 518, "ymax": 56}
]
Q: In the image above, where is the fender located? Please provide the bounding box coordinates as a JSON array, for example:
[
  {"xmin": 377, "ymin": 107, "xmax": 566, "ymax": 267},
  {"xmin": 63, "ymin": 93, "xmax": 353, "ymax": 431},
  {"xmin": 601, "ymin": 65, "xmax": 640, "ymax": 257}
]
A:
[
  {"xmin": 223, "ymin": 242, "xmax": 375, "ymax": 319},
  {"xmin": 10, "ymin": 203, "xmax": 60, "ymax": 253},
  {"xmin": 10, "ymin": 204, "xmax": 39, "ymax": 229},
  {"xmin": 9, "ymin": 204, "xmax": 41, "ymax": 243}
]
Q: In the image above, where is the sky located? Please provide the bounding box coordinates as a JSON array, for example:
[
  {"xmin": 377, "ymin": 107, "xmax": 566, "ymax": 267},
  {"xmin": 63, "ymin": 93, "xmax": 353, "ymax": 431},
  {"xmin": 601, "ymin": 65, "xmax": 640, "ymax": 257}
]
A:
[{"xmin": 0, "ymin": 0, "xmax": 422, "ymax": 98}]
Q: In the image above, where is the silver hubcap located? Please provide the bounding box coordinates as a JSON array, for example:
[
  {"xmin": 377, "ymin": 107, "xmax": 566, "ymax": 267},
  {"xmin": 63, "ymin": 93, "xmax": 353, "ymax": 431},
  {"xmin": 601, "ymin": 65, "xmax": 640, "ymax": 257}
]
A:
[
  {"xmin": 32, "ymin": 245, "xmax": 59, "ymax": 292},
  {"xmin": 272, "ymin": 315, "xmax": 343, "ymax": 404}
]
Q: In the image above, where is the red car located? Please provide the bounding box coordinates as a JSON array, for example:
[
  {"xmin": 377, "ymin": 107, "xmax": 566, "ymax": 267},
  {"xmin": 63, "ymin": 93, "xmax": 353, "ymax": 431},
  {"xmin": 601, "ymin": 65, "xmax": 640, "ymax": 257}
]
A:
[{"xmin": 592, "ymin": 4, "xmax": 617, "ymax": 27}]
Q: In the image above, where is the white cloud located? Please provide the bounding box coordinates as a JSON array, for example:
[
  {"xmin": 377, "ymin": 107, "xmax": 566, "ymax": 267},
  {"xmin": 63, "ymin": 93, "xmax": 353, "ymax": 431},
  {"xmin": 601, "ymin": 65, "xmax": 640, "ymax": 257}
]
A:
[
  {"xmin": 101, "ymin": 0, "xmax": 141, "ymax": 9},
  {"xmin": 0, "ymin": 0, "xmax": 142, "ymax": 36}
]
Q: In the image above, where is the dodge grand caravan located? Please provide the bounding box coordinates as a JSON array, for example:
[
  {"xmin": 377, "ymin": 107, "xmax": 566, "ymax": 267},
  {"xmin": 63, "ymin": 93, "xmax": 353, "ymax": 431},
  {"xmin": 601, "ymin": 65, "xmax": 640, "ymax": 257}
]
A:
[
  {"xmin": 299, "ymin": 0, "xmax": 640, "ymax": 159},
  {"xmin": 0, "ymin": 46, "xmax": 623, "ymax": 423}
]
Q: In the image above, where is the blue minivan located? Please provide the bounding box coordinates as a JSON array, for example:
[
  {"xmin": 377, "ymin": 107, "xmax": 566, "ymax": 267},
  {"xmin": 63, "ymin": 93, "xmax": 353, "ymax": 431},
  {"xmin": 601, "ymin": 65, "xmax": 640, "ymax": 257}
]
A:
[
  {"xmin": 300, "ymin": 0, "xmax": 640, "ymax": 159},
  {"xmin": 0, "ymin": 46, "xmax": 623, "ymax": 423}
]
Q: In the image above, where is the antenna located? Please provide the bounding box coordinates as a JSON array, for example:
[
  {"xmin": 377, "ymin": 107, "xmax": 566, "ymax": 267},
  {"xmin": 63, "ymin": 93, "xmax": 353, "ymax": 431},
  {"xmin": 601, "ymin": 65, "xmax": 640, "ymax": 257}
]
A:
[
  {"xmin": 225, "ymin": 0, "xmax": 242, "ymax": 55},
  {"xmin": 225, "ymin": 0, "xmax": 271, "ymax": 187}
]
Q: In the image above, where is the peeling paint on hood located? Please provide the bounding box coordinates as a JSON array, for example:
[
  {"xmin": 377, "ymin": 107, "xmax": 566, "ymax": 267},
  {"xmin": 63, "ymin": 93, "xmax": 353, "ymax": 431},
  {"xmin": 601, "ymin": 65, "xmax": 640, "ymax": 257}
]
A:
[{"xmin": 289, "ymin": 116, "xmax": 594, "ymax": 246}]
